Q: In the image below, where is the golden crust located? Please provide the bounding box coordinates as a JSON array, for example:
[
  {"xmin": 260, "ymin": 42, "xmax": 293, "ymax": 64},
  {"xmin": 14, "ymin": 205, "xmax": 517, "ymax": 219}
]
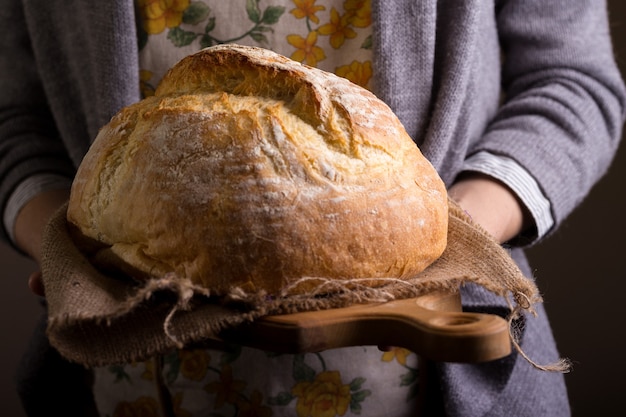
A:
[{"xmin": 67, "ymin": 45, "xmax": 448, "ymax": 295}]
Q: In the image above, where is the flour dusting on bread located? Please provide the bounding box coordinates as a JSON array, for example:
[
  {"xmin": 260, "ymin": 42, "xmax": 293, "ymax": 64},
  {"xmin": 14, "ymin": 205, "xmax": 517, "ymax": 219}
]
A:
[{"xmin": 67, "ymin": 45, "xmax": 448, "ymax": 295}]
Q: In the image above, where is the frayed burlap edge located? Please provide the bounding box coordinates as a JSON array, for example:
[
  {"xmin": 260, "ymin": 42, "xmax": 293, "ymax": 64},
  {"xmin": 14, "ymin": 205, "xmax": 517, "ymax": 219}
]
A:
[{"xmin": 41, "ymin": 198, "xmax": 570, "ymax": 372}]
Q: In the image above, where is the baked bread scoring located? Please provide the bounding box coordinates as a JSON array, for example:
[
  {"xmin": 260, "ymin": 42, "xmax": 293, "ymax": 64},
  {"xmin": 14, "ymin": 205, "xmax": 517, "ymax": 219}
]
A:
[{"xmin": 67, "ymin": 44, "xmax": 448, "ymax": 295}]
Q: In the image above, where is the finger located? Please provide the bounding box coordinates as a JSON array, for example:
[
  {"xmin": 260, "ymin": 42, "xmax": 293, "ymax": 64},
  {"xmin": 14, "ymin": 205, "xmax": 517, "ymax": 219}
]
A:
[{"xmin": 28, "ymin": 270, "xmax": 45, "ymax": 297}]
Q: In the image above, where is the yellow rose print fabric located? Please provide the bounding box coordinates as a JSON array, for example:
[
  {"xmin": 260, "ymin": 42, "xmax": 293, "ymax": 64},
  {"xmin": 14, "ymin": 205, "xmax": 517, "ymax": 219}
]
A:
[
  {"xmin": 95, "ymin": 1, "xmax": 418, "ymax": 415},
  {"xmin": 136, "ymin": 0, "xmax": 374, "ymax": 96},
  {"xmin": 93, "ymin": 346, "xmax": 420, "ymax": 416}
]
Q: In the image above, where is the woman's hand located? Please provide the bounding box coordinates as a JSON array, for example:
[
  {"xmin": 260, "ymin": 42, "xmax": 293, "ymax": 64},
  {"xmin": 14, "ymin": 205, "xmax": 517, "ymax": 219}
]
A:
[
  {"xmin": 14, "ymin": 188, "xmax": 70, "ymax": 264},
  {"xmin": 14, "ymin": 188, "xmax": 70, "ymax": 296},
  {"xmin": 448, "ymin": 173, "xmax": 530, "ymax": 244}
]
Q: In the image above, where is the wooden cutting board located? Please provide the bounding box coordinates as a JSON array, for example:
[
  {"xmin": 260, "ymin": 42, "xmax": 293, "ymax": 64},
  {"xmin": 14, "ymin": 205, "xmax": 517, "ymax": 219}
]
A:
[{"xmin": 219, "ymin": 290, "xmax": 512, "ymax": 363}]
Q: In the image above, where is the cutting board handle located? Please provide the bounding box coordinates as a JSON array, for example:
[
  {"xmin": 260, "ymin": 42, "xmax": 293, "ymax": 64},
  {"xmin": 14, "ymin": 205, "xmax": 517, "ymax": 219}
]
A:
[{"xmin": 220, "ymin": 292, "xmax": 512, "ymax": 363}]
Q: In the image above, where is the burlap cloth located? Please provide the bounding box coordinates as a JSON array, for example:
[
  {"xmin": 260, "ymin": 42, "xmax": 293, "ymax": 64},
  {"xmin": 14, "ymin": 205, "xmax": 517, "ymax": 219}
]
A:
[{"xmin": 41, "ymin": 198, "xmax": 568, "ymax": 371}]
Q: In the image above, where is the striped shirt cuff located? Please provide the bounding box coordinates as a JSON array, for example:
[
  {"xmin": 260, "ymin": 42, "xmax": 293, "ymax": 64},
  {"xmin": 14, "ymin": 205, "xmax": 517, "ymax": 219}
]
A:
[
  {"xmin": 4, "ymin": 173, "xmax": 73, "ymax": 244},
  {"xmin": 462, "ymin": 151, "xmax": 553, "ymax": 242}
]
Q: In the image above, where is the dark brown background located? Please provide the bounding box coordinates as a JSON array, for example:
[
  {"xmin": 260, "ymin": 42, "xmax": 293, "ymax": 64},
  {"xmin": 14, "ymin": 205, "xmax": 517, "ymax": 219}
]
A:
[{"xmin": 1, "ymin": 3, "xmax": 625, "ymax": 415}]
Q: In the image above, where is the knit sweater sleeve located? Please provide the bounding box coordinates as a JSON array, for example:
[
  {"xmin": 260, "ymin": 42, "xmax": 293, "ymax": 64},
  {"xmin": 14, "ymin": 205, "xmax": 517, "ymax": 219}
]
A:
[
  {"xmin": 0, "ymin": 1, "xmax": 140, "ymax": 250},
  {"xmin": 477, "ymin": 0, "xmax": 626, "ymax": 239},
  {"xmin": 0, "ymin": 1, "xmax": 76, "ymax": 247}
]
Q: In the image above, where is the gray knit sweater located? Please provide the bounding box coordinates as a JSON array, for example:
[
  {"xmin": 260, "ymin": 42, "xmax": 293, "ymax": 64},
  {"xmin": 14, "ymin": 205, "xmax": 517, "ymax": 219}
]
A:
[{"xmin": 2, "ymin": 0, "xmax": 625, "ymax": 416}]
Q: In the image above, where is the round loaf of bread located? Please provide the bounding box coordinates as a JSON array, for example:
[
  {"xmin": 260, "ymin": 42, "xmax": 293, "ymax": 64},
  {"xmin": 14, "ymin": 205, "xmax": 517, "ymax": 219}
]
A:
[{"xmin": 67, "ymin": 44, "xmax": 448, "ymax": 295}]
